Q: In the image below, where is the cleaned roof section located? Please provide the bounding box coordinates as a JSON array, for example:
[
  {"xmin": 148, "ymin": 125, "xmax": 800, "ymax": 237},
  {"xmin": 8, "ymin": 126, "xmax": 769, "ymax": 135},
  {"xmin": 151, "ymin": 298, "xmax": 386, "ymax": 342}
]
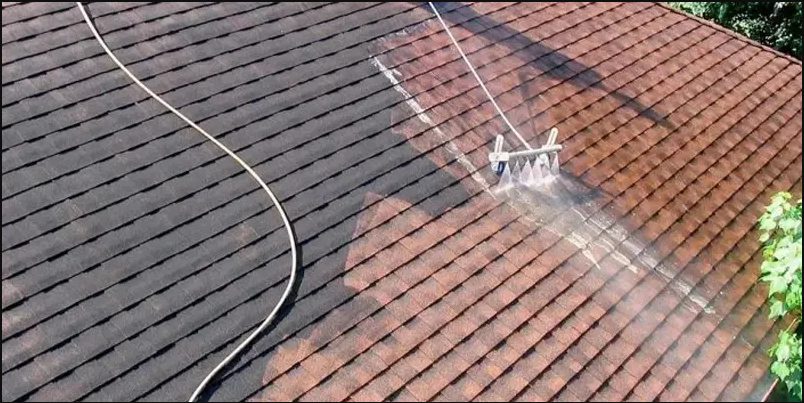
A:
[{"xmin": 2, "ymin": 2, "xmax": 802, "ymax": 401}]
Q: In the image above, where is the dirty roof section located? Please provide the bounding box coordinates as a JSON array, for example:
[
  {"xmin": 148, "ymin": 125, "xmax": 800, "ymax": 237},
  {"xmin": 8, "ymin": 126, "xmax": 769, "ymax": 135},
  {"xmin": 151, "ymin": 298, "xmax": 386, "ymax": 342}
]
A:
[{"xmin": 2, "ymin": 2, "xmax": 802, "ymax": 402}]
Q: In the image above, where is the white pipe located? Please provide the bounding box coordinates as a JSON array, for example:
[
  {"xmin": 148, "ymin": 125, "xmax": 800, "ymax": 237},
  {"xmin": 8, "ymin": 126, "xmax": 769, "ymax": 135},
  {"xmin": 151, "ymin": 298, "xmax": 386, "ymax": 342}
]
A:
[
  {"xmin": 509, "ymin": 144, "xmax": 562, "ymax": 158},
  {"xmin": 75, "ymin": 3, "xmax": 298, "ymax": 401},
  {"xmin": 428, "ymin": 2, "xmax": 533, "ymax": 150},
  {"xmin": 546, "ymin": 127, "xmax": 558, "ymax": 146}
]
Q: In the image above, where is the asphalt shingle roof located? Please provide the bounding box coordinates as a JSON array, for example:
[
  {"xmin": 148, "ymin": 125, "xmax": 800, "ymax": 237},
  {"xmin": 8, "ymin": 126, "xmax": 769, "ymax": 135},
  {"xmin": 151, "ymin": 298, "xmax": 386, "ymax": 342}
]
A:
[{"xmin": 2, "ymin": 2, "xmax": 802, "ymax": 401}]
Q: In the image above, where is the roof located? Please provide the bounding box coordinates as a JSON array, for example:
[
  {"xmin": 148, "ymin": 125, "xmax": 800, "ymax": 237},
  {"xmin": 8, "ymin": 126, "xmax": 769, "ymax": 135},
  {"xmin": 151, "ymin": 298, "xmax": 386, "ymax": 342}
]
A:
[{"xmin": 2, "ymin": 2, "xmax": 802, "ymax": 401}]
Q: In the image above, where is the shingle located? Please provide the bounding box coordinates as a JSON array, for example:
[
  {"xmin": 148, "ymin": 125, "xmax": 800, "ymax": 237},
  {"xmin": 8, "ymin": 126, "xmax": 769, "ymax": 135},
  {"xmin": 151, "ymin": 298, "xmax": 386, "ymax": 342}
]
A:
[{"xmin": 3, "ymin": 2, "xmax": 803, "ymax": 402}]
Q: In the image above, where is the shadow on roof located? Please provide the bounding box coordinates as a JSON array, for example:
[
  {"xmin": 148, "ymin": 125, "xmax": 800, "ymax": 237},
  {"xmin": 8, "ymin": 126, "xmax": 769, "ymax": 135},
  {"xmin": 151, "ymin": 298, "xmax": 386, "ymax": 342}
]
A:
[{"xmin": 422, "ymin": 2, "xmax": 674, "ymax": 129}]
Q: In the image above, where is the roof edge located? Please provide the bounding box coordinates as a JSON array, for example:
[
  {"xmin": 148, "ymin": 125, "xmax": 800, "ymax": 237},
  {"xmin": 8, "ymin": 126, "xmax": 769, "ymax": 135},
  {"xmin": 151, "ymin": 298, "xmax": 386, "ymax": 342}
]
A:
[{"xmin": 656, "ymin": 2, "xmax": 802, "ymax": 66}]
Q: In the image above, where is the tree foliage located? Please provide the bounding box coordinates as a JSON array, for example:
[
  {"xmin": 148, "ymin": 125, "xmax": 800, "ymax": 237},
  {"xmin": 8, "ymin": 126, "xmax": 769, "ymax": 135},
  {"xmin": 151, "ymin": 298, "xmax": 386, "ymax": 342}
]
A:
[
  {"xmin": 667, "ymin": 2, "xmax": 803, "ymax": 60},
  {"xmin": 758, "ymin": 192, "xmax": 802, "ymax": 401}
]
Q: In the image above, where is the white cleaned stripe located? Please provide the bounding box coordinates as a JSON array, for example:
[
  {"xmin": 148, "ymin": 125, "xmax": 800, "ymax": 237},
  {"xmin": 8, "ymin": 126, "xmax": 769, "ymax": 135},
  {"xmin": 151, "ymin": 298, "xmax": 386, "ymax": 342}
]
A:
[{"xmin": 370, "ymin": 56, "xmax": 493, "ymax": 193}]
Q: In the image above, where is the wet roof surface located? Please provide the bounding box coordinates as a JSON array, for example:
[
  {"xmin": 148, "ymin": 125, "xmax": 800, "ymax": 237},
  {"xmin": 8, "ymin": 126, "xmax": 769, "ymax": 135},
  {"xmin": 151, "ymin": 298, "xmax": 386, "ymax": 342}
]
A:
[{"xmin": 2, "ymin": 2, "xmax": 802, "ymax": 401}]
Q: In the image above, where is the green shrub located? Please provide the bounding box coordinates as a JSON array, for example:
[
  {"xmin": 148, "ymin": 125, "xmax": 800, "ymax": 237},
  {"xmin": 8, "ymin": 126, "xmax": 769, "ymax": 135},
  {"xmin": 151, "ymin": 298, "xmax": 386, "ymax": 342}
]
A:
[
  {"xmin": 667, "ymin": 2, "xmax": 803, "ymax": 60},
  {"xmin": 758, "ymin": 192, "xmax": 802, "ymax": 401}
]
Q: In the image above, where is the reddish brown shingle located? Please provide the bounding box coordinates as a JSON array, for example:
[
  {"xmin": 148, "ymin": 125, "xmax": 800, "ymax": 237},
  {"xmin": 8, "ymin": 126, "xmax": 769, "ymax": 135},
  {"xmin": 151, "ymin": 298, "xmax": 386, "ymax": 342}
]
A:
[{"xmin": 2, "ymin": 2, "xmax": 801, "ymax": 402}]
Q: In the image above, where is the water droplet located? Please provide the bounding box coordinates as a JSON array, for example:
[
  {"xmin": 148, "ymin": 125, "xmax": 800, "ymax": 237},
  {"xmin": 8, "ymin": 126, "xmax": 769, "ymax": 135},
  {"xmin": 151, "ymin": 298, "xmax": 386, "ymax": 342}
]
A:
[
  {"xmin": 532, "ymin": 158, "xmax": 544, "ymax": 186},
  {"xmin": 499, "ymin": 162, "xmax": 514, "ymax": 190},
  {"xmin": 511, "ymin": 161, "xmax": 522, "ymax": 184},
  {"xmin": 550, "ymin": 153, "xmax": 560, "ymax": 175},
  {"xmin": 521, "ymin": 160, "xmax": 533, "ymax": 185}
]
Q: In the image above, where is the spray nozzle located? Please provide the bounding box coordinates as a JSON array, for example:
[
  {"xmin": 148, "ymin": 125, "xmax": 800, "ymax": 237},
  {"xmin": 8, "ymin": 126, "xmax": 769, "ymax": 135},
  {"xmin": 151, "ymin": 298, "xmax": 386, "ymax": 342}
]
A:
[{"xmin": 490, "ymin": 127, "xmax": 562, "ymax": 190}]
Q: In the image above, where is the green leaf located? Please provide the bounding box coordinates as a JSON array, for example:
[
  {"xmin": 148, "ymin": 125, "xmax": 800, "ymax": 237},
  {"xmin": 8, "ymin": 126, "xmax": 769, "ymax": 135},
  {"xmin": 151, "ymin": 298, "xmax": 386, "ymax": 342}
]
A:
[
  {"xmin": 759, "ymin": 217, "xmax": 777, "ymax": 232},
  {"xmin": 772, "ymin": 360, "xmax": 791, "ymax": 379},
  {"xmin": 770, "ymin": 300, "xmax": 786, "ymax": 318},
  {"xmin": 779, "ymin": 216, "xmax": 801, "ymax": 233},
  {"xmin": 776, "ymin": 341, "xmax": 790, "ymax": 361},
  {"xmin": 785, "ymin": 291, "xmax": 802, "ymax": 311},
  {"xmin": 770, "ymin": 277, "xmax": 789, "ymax": 296},
  {"xmin": 754, "ymin": 192, "xmax": 802, "ymax": 401}
]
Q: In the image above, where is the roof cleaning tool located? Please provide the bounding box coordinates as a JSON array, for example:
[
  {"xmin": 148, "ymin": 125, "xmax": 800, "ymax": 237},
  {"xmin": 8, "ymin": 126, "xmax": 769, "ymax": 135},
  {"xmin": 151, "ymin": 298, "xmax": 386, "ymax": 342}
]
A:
[
  {"xmin": 428, "ymin": 2, "xmax": 563, "ymax": 188},
  {"xmin": 76, "ymin": 3, "xmax": 298, "ymax": 402},
  {"xmin": 491, "ymin": 127, "xmax": 563, "ymax": 191}
]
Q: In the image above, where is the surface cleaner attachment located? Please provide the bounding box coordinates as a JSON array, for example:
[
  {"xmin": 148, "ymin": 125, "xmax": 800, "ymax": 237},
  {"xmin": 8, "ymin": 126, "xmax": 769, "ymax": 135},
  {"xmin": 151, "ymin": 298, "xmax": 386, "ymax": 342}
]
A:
[{"xmin": 490, "ymin": 127, "xmax": 562, "ymax": 190}]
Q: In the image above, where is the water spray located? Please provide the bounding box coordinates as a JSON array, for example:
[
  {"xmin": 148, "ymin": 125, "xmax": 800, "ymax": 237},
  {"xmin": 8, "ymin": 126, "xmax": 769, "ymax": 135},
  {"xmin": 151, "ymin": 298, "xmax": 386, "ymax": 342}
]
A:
[{"xmin": 491, "ymin": 127, "xmax": 562, "ymax": 191}]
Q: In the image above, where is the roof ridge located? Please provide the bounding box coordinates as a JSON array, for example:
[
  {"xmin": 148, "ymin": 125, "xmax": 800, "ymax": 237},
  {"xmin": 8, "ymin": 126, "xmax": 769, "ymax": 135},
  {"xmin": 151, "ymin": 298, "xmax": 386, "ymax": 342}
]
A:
[{"xmin": 656, "ymin": 2, "xmax": 802, "ymax": 66}]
